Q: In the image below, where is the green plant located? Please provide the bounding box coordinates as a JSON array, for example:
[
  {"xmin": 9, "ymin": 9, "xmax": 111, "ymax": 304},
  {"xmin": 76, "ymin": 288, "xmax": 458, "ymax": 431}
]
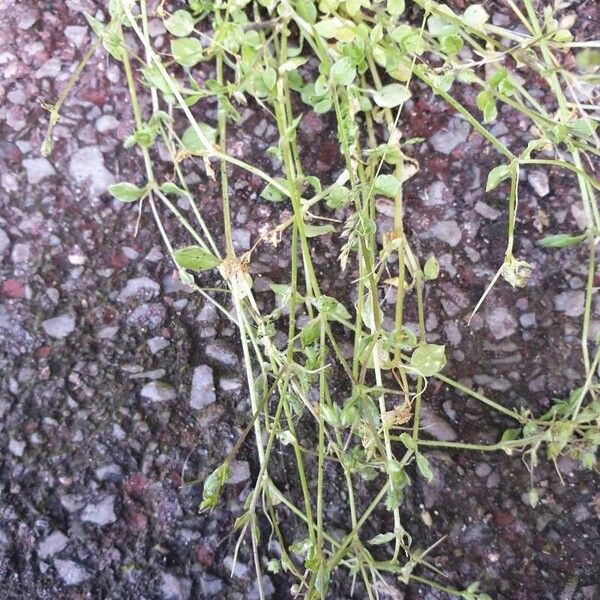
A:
[{"xmin": 43, "ymin": 0, "xmax": 599, "ymax": 598}]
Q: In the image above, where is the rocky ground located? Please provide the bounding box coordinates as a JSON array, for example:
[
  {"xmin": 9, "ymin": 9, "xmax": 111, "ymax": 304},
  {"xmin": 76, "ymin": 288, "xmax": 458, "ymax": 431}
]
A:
[{"xmin": 1, "ymin": 1, "xmax": 599, "ymax": 599}]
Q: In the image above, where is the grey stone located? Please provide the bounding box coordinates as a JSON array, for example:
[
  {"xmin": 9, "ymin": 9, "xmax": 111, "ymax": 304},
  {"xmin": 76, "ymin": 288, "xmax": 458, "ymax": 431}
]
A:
[
  {"xmin": 127, "ymin": 303, "xmax": 166, "ymax": 330},
  {"xmin": 42, "ymin": 313, "xmax": 76, "ymax": 339},
  {"xmin": 223, "ymin": 556, "xmax": 249, "ymax": 579},
  {"xmin": 430, "ymin": 221, "xmax": 462, "ymax": 246},
  {"xmin": 485, "ymin": 306, "xmax": 517, "ymax": 340},
  {"xmin": 554, "ymin": 290, "xmax": 584, "ymax": 317},
  {"xmin": 117, "ymin": 277, "xmax": 160, "ymax": 303},
  {"xmin": 420, "ymin": 407, "xmax": 457, "ymax": 441},
  {"xmin": 205, "ymin": 341, "xmax": 237, "ymax": 367},
  {"xmin": 527, "ymin": 170, "xmax": 550, "ymax": 197},
  {"xmin": 227, "ymin": 460, "xmax": 251, "ymax": 485},
  {"xmin": 39, "ymin": 531, "xmax": 69, "ymax": 559},
  {"xmin": 68, "ymin": 146, "xmax": 115, "ymax": 197},
  {"xmin": 23, "ymin": 158, "xmax": 55, "ymax": 184},
  {"xmin": 11, "ymin": 242, "xmax": 31, "ymax": 264},
  {"xmin": 53, "ymin": 559, "xmax": 90, "ymax": 585},
  {"xmin": 141, "ymin": 381, "xmax": 177, "ymax": 403},
  {"xmin": 429, "ymin": 118, "xmax": 470, "ymax": 154},
  {"xmin": 0, "ymin": 228, "xmax": 9, "ymax": 256},
  {"xmin": 148, "ymin": 336, "xmax": 170, "ymax": 354},
  {"xmin": 160, "ymin": 573, "xmax": 191, "ymax": 600},
  {"xmin": 64, "ymin": 25, "xmax": 88, "ymax": 46},
  {"xmin": 95, "ymin": 464, "xmax": 123, "ymax": 481},
  {"xmin": 474, "ymin": 201, "xmax": 500, "ymax": 220},
  {"xmin": 8, "ymin": 439, "xmax": 25, "ymax": 456},
  {"xmin": 190, "ymin": 365, "xmax": 216, "ymax": 410},
  {"xmin": 95, "ymin": 115, "xmax": 120, "ymax": 133},
  {"xmin": 81, "ymin": 496, "xmax": 117, "ymax": 526},
  {"xmin": 423, "ymin": 181, "xmax": 451, "ymax": 206},
  {"xmin": 249, "ymin": 576, "xmax": 275, "ymax": 600}
]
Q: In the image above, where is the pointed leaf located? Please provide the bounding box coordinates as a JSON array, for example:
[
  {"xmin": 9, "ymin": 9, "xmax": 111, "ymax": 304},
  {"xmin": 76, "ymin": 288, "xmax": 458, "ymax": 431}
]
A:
[
  {"xmin": 108, "ymin": 182, "xmax": 146, "ymax": 202},
  {"xmin": 174, "ymin": 246, "xmax": 221, "ymax": 271}
]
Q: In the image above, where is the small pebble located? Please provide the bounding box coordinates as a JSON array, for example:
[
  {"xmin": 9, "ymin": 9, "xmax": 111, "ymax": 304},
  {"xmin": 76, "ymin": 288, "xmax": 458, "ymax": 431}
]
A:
[
  {"xmin": 190, "ymin": 365, "xmax": 216, "ymax": 410},
  {"xmin": 81, "ymin": 496, "xmax": 117, "ymax": 526},
  {"xmin": 38, "ymin": 532, "xmax": 69, "ymax": 559},
  {"xmin": 140, "ymin": 381, "xmax": 177, "ymax": 403},
  {"xmin": 42, "ymin": 314, "xmax": 76, "ymax": 339},
  {"xmin": 53, "ymin": 559, "xmax": 90, "ymax": 586}
]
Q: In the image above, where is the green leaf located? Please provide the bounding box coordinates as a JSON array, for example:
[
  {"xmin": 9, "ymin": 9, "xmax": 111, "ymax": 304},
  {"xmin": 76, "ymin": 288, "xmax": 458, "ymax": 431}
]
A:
[
  {"xmin": 314, "ymin": 17, "xmax": 355, "ymax": 41},
  {"xmin": 423, "ymin": 255, "xmax": 439, "ymax": 280},
  {"xmin": 571, "ymin": 117, "xmax": 598, "ymax": 138},
  {"xmin": 142, "ymin": 65, "xmax": 172, "ymax": 95},
  {"xmin": 165, "ymin": 9, "xmax": 195, "ymax": 37},
  {"xmin": 181, "ymin": 123, "xmax": 216, "ymax": 153},
  {"xmin": 576, "ymin": 48, "xmax": 600, "ymax": 71},
  {"xmin": 485, "ymin": 164, "xmax": 512, "ymax": 192},
  {"xmin": 300, "ymin": 318, "xmax": 321, "ymax": 346},
  {"xmin": 108, "ymin": 182, "xmax": 146, "ymax": 202},
  {"xmin": 410, "ymin": 344, "xmax": 446, "ymax": 377},
  {"xmin": 330, "ymin": 57, "xmax": 356, "ymax": 86},
  {"xmin": 415, "ymin": 452, "xmax": 433, "ymax": 482},
  {"xmin": 84, "ymin": 13, "xmax": 104, "ymax": 37},
  {"xmin": 171, "ymin": 37, "xmax": 202, "ymax": 68},
  {"xmin": 315, "ymin": 295, "xmax": 352, "ymax": 322},
  {"xmin": 266, "ymin": 559, "xmax": 281, "ymax": 574},
  {"xmin": 174, "ymin": 246, "xmax": 221, "ymax": 271},
  {"xmin": 500, "ymin": 427, "xmax": 522, "ymax": 443},
  {"xmin": 374, "ymin": 174, "xmax": 401, "ymax": 198},
  {"xmin": 199, "ymin": 463, "xmax": 230, "ymax": 512},
  {"xmin": 440, "ymin": 34, "xmax": 463, "ymax": 55},
  {"xmin": 326, "ymin": 185, "xmax": 351, "ymax": 209},
  {"xmin": 160, "ymin": 182, "xmax": 189, "ymax": 197},
  {"xmin": 367, "ymin": 531, "xmax": 396, "ymax": 545},
  {"xmin": 260, "ymin": 180, "xmax": 286, "ymax": 202},
  {"xmin": 399, "ymin": 432, "xmax": 417, "ymax": 451},
  {"xmin": 482, "ymin": 100, "xmax": 497, "ymax": 123},
  {"xmin": 372, "ymin": 84, "xmax": 411, "ymax": 108},
  {"xmin": 538, "ymin": 233, "xmax": 587, "ymax": 248},
  {"xmin": 387, "ymin": 0, "xmax": 405, "ymax": 16},
  {"xmin": 427, "ymin": 13, "xmax": 457, "ymax": 38},
  {"xmin": 305, "ymin": 224, "xmax": 335, "ymax": 237},
  {"xmin": 476, "ymin": 90, "xmax": 492, "ymax": 112},
  {"xmin": 279, "ymin": 56, "xmax": 308, "ymax": 74},
  {"xmin": 463, "ymin": 4, "xmax": 489, "ymax": 28}
]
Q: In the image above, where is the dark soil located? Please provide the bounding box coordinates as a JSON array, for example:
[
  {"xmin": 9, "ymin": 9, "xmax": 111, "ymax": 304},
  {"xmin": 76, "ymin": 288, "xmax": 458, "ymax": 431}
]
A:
[{"xmin": 1, "ymin": 1, "xmax": 599, "ymax": 599}]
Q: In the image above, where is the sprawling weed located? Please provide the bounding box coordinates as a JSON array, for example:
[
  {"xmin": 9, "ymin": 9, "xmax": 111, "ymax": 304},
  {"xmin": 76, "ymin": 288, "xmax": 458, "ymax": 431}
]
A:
[{"xmin": 43, "ymin": 0, "xmax": 599, "ymax": 597}]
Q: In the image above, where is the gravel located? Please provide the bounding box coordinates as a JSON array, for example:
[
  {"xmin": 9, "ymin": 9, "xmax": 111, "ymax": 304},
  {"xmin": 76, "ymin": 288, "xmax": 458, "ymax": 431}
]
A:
[
  {"xmin": 22, "ymin": 157, "xmax": 55, "ymax": 184},
  {"xmin": 41, "ymin": 313, "xmax": 76, "ymax": 338},
  {"xmin": 0, "ymin": 228, "xmax": 9, "ymax": 255},
  {"xmin": 117, "ymin": 276, "xmax": 160, "ymax": 303},
  {"xmin": 527, "ymin": 170, "xmax": 550, "ymax": 197},
  {"xmin": 205, "ymin": 340, "xmax": 238, "ymax": 367},
  {"xmin": 429, "ymin": 117, "xmax": 470, "ymax": 154},
  {"xmin": 38, "ymin": 532, "xmax": 69, "ymax": 560},
  {"xmin": 190, "ymin": 365, "xmax": 216, "ymax": 410},
  {"xmin": 53, "ymin": 559, "xmax": 90, "ymax": 586},
  {"xmin": 140, "ymin": 381, "xmax": 177, "ymax": 403},
  {"xmin": 419, "ymin": 407, "xmax": 457, "ymax": 441},
  {"xmin": 485, "ymin": 305, "xmax": 518, "ymax": 340},
  {"xmin": 430, "ymin": 220, "xmax": 462, "ymax": 246},
  {"xmin": 68, "ymin": 146, "xmax": 115, "ymax": 197},
  {"xmin": 554, "ymin": 290, "xmax": 585, "ymax": 317},
  {"xmin": 81, "ymin": 496, "xmax": 117, "ymax": 526}
]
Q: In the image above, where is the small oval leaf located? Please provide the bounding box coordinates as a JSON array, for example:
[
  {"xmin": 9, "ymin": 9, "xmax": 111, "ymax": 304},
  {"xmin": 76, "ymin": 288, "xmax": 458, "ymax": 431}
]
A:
[
  {"xmin": 174, "ymin": 246, "xmax": 221, "ymax": 271},
  {"xmin": 108, "ymin": 182, "xmax": 146, "ymax": 202}
]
